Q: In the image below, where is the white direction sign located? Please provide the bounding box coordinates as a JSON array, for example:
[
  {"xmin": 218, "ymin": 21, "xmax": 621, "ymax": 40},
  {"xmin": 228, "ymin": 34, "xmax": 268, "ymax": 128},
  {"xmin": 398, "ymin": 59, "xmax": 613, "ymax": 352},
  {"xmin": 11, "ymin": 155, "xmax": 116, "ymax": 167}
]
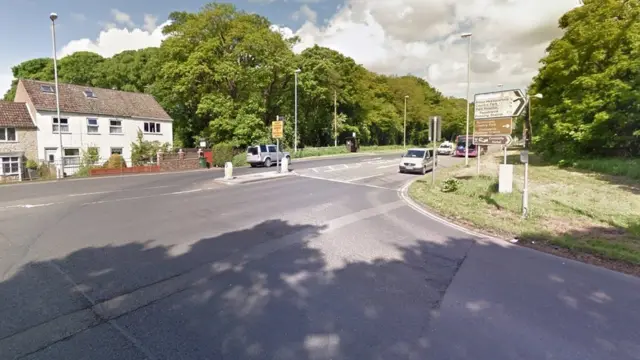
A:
[{"xmin": 474, "ymin": 89, "xmax": 527, "ymax": 120}]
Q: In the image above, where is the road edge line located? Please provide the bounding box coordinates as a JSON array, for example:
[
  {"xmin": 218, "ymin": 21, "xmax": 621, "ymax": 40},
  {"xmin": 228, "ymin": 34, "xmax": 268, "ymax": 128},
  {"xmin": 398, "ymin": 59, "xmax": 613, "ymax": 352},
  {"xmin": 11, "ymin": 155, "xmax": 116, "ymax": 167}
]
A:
[{"xmin": 398, "ymin": 179, "xmax": 507, "ymax": 245}]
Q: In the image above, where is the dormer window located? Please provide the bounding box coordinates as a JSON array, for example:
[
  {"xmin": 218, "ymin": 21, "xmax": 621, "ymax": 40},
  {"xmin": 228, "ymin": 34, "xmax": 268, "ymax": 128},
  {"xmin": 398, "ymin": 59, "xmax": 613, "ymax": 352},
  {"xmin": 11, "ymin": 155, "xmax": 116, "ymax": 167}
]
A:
[
  {"xmin": 83, "ymin": 89, "xmax": 96, "ymax": 98},
  {"xmin": 40, "ymin": 85, "xmax": 55, "ymax": 93}
]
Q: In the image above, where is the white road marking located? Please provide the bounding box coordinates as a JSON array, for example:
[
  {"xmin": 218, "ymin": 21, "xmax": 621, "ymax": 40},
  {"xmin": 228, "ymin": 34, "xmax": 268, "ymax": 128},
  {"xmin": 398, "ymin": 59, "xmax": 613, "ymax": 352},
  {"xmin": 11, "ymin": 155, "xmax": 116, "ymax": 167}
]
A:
[
  {"xmin": 295, "ymin": 173, "xmax": 395, "ymax": 191},
  {"xmin": 324, "ymin": 164, "xmax": 349, "ymax": 172},
  {"xmin": 67, "ymin": 185, "xmax": 172, "ymax": 197},
  {"xmin": 311, "ymin": 168, "xmax": 319, "ymax": 173},
  {"xmin": 345, "ymin": 173, "xmax": 385, "ymax": 182},
  {"xmin": 377, "ymin": 163, "xmax": 400, "ymax": 169}
]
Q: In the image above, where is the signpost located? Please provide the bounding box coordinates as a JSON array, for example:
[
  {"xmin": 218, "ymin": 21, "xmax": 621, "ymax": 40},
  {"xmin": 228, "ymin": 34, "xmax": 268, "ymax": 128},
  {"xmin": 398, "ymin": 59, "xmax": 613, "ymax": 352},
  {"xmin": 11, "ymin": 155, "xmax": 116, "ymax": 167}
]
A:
[
  {"xmin": 474, "ymin": 89, "xmax": 527, "ymax": 119},
  {"xmin": 429, "ymin": 116, "xmax": 441, "ymax": 185},
  {"xmin": 272, "ymin": 118, "xmax": 284, "ymax": 173},
  {"xmin": 473, "ymin": 135, "xmax": 513, "ymax": 145},
  {"xmin": 474, "ymin": 117, "xmax": 512, "ymax": 135},
  {"xmin": 521, "ymin": 150, "xmax": 529, "ymax": 218}
]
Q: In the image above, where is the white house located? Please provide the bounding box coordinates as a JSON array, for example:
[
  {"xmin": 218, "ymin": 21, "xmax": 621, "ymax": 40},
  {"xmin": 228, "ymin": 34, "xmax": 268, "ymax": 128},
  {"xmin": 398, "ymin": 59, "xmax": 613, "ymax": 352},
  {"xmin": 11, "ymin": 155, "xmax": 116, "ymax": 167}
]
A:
[{"xmin": 14, "ymin": 79, "xmax": 173, "ymax": 174}]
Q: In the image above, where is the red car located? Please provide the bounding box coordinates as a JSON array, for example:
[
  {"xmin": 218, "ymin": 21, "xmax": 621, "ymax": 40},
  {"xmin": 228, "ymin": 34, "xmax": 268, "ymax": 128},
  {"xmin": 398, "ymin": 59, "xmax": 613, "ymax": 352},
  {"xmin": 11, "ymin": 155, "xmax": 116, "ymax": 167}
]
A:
[{"xmin": 454, "ymin": 141, "xmax": 478, "ymax": 157}]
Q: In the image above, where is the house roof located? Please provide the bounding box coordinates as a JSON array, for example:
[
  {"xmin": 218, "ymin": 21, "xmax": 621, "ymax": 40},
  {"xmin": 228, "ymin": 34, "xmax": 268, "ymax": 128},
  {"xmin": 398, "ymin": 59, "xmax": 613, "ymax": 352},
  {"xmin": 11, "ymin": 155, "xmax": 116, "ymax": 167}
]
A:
[
  {"xmin": 19, "ymin": 79, "xmax": 172, "ymax": 121},
  {"xmin": 0, "ymin": 101, "xmax": 36, "ymax": 128}
]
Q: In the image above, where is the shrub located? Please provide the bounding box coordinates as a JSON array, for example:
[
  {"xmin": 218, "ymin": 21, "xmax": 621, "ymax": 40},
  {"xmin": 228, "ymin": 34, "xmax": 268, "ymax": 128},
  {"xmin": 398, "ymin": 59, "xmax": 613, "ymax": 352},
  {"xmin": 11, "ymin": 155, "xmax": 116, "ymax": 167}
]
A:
[
  {"xmin": 211, "ymin": 143, "xmax": 235, "ymax": 167},
  {"xmin": 37, "ymin": 162, "xmax": 54, "ymax": 179},
  {"xmin": 25, "ymin": 159, "xmax": 38, "ymax": 170},
  {"xmin": 441, "ymin": 178, "xmax": 461, "ymax": 193},
  {"xmin": 557, "ymin": 159, "xmax": 572, "ymax": 168},
  {"xmin": 103, "ymin": 154, "xmax": 127, "ymax": 169}
]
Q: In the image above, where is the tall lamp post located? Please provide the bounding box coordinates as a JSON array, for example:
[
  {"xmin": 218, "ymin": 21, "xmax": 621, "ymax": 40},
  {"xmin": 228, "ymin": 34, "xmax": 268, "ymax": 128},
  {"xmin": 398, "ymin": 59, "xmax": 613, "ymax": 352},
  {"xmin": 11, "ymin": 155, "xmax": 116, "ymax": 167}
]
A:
[
  {"xmin": 50, "ymin": 13, "xmax": 64, "ymax": 179},
  {"xmin": 461, "ymin": 32, "xmax": 472, "ymax": 166},
  {"xmin": 294, "ymin": 68, "xmax": 301, "ymax": 153},
  {"xmin": 403, "ymin": 95, "xmax": 408, "ymax": 148},
  {"xmin": 525, "ymin": 93, "xmax": 543, "ymax": 149}
]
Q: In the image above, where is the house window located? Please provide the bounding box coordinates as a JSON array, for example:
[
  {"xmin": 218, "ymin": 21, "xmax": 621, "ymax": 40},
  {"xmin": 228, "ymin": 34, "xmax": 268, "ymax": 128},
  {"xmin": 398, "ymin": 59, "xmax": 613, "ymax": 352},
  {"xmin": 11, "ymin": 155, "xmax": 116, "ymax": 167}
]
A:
[
  {"xmin": 63, "ymin": 148, "xmax": 80, "ymax": 166},
  {"xmin": 1, "ymin": 157, "xmax": 20, "ymax": 175},
  {"xmin": 87, "ymin": 118, "xmax": 99, "ymax": 134},
  {"xmin": 109, "ymin": 120, "xmax": 122, "ymax": 134},
  {"xmin": 83, "ymin": 90, "xmax": 96, "ymax": 98},
  {"xmin": 111, "ymin": 148, "xmax": 123, "ymax": 155},
  {"xmin": 40, "ymin": 85, "xmax": 55, "ymax": 93},
  {"xmin": 143, "ymin": 122, "xmax": 161, "ymax": 133},
  {"xmin": 53, "ymin": 118, "xmax": 69, "ymax": 133},
  {"xmin": 0, "ymin": 128, "xmax": 16, "ymax": 142}
]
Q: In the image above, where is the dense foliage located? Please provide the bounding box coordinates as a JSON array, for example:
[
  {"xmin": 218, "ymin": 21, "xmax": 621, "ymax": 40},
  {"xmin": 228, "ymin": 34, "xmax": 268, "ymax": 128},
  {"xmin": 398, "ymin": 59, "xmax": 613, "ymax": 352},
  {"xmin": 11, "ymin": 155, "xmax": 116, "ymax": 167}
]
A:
[
  {"xmin": 530, "ymin": 0, "xmax": 640, "ymax": 158},
  {"xmin": 3, "ymin": 3, "xmax": 468, "ymax": 149}
]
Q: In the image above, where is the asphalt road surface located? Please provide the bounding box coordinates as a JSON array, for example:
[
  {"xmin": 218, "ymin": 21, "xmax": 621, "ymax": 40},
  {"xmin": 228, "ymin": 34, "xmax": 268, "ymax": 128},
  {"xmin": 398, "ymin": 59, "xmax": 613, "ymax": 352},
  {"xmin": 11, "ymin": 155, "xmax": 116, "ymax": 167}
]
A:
[{"xmin": 0, "ymin": 152, "xmax": 638, "ymax": 360}]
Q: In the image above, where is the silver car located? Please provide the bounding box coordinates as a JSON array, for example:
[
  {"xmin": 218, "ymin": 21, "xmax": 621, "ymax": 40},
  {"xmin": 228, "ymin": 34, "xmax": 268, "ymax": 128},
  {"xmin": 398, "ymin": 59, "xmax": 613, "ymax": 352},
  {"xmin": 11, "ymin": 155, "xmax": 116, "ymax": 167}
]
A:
[
  {"xmin": 246, "ymin": 144, "xmax": 291, "ymax": 167},
  {"xmin": 399, "ymin": 148, "xmax": 434, "ymax": 175}
]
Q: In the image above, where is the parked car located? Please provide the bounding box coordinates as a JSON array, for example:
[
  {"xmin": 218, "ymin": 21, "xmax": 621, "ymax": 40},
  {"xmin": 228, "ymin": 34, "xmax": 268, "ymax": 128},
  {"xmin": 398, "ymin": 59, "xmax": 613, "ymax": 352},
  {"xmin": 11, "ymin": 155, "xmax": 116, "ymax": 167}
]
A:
[
  {"xmin": 437, "ymin": 142, "xmax": 454, "ymax": 156},
  {"xmin": 246, "ymin": 144, "xmax": 291, "ymax": 167},
  {"xmin": 399, "ymin": 148, "xmax": 435, "ymax": 175},
  {"xmin": 454, "ymin": 141, "xmax": 478, "ymax": 157}
]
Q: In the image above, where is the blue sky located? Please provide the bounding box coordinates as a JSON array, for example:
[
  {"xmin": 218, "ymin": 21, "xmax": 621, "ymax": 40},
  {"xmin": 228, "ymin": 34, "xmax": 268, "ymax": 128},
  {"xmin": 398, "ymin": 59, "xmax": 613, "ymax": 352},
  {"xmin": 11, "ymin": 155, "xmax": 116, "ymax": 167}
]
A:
[
  {"xmin": 0, "ymin": 0, "xmax": 340, "ymax": 94},
  {"xmin": 0, "ymin": 0, "xmax": 580, "ymax": 99}
]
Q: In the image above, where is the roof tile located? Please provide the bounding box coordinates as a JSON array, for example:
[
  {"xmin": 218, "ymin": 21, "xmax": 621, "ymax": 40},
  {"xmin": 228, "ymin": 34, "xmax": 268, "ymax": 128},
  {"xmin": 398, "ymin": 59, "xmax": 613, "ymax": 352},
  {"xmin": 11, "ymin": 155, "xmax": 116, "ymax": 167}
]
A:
[
  {"xmin": 20, "ymin": 79, "xmax": 172, "ymax": 121},
  {"xmin": 0, "ymin": 101, "xmax": 36, "ymax": 128}
]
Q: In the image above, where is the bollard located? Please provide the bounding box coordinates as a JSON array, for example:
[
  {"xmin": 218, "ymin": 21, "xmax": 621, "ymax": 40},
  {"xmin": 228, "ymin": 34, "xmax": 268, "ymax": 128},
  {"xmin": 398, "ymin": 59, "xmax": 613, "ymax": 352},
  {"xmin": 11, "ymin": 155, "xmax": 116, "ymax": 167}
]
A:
[
  {"xmin": 281, "ymin": 156, "xmax": 289, "ymax": 173},
  {"xmin": 224, "ymin": 162, "xmax": 233, "ymax": 179}
]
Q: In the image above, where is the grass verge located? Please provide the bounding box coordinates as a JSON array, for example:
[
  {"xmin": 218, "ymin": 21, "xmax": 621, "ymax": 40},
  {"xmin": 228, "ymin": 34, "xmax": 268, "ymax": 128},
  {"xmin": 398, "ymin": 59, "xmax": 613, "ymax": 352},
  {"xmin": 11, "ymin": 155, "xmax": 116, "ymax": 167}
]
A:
[{"xmin": 408, "ymin": 150, "xmax": 640, "ymax": 275}]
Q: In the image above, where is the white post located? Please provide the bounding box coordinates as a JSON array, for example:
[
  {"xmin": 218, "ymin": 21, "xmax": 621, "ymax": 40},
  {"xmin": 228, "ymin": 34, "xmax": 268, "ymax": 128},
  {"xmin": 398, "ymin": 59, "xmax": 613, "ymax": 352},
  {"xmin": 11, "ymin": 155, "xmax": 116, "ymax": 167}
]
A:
[
  {"xmin": 294, "ymin": 69, "xmax": 300, "ymax": 153},
  {"xmin": 503, "ymin": 146, "xmax": 507, "ymax": 164},
  {"xmin": 334, "ymin": 90, "xmax": 337, "ymax": 147},
  {"xmin": 522, "ymin": 162, "xmax": 529, "ymax": 218},
  {"xmin": 476, "ymin": 143, "xmax": 480, "ymax": 175},
  {"xmin": 50, "ymin": 13, "xmax": 64, "ymax": 179}
]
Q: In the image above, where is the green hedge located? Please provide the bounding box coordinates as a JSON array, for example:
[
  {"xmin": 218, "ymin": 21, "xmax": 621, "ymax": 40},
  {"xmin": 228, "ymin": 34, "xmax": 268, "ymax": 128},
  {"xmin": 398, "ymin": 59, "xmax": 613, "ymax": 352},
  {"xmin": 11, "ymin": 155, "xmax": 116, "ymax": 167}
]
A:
[{"xmin": 211, "ymin": 143, "xmax": 236, "ymax": 167}]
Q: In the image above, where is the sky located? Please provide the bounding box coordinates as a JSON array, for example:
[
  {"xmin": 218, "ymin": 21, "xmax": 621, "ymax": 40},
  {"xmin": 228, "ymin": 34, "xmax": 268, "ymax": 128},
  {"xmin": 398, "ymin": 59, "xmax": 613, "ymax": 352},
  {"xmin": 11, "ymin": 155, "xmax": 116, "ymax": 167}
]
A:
[{"xmin": 0, "ymin": 0, "xmax": 583, "ymax": 99}]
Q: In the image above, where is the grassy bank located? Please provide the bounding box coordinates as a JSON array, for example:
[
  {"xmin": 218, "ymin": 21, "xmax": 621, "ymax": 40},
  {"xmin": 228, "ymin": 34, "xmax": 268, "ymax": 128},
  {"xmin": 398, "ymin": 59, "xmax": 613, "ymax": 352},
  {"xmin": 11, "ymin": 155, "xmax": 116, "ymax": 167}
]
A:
[
  {"xmin": 409, "ymin": 150, "xmax": 640, "ymax": 272},
  {"xmin": 557, "ymin": 157, "xmax": 640, "ymax": 180}
]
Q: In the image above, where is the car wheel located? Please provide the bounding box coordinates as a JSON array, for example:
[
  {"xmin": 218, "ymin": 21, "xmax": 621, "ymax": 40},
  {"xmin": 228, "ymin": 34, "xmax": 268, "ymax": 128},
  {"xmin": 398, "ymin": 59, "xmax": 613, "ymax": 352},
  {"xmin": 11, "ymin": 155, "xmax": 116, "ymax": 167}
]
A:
[
  {"xmin": 399, "ymin": 168, "xmax": 404, "ymax": 173},
  {"xmin": 264, "ymin": 158, "xmax": 272, "ymax": 167},
  {"xmin": 250, "ymin": 163, "xmax": 257, "ymax": 168},
  {"xmin": 421, "ymin": 166, "xmax": 426, "ymax": 175}
]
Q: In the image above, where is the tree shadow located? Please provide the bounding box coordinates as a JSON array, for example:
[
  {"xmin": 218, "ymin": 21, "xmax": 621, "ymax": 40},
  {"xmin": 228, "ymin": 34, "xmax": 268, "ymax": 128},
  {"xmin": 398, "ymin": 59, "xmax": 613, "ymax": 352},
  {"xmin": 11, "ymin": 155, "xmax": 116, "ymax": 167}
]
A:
[{"xmin": 1, "ymin": 219, "xmax": 638, "ymax": 359}]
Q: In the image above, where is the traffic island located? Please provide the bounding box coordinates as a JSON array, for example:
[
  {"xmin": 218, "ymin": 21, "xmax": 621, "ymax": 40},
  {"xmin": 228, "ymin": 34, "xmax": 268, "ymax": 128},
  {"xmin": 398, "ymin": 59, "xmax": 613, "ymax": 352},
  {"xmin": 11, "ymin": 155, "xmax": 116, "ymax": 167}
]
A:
[
  {"xmin": 215, "ymin": 170, "xmax": 293, "ymax": 185},
  {"xmin": 407, "ymin": 150, "xmax": 640, "ymax": 277}
]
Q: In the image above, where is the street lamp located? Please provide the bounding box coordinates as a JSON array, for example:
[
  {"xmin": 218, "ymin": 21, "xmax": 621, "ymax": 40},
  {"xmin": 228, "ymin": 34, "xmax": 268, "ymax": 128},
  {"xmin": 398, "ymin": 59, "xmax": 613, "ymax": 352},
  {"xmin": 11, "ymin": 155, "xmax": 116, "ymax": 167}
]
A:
[
  {"xmin": 403, "ymin": 95, "xmax": 408, "ymax": 148},
  {"xmin": 294, "ymin": 68, "xmax": 301, "ymax": 153},
  {"xmin": 461, "ymin": 32, "xmax": 472, "ymax": 166},
  {"xmin": 525, "ymin": 93, "xmax": 543, "ymax": 148},
  {"xmin": 50, "ymin": 12, "xmax": 64, "ymax": 179}
]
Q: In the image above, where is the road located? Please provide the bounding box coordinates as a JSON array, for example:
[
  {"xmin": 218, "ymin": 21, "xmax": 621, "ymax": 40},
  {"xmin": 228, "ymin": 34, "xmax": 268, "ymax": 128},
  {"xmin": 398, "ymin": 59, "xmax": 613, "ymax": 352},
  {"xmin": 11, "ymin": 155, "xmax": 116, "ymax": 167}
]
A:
[{"xmin": 0, "ymin": 152, "xmax": 638, "ymax": 360}]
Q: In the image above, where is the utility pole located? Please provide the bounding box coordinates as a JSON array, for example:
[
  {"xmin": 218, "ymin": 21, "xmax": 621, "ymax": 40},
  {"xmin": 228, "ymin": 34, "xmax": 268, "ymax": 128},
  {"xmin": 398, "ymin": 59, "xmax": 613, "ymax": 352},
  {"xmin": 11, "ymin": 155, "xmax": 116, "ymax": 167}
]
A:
[
  {"xmin": 334, "ymin": 90, "xmax": 337, "ymax": 147},
  {"xmin": 404, "ymin": 95, "xmax": 408, "ymax": 148},
  {"xmin": 461, "ymin": 32, "xmax": 472, "ymax": 166}
]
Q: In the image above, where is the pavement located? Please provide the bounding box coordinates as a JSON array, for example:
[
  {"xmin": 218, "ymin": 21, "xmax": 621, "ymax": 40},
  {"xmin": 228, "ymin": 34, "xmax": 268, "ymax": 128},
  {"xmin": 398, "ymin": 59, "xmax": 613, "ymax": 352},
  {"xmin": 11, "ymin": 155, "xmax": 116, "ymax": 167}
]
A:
[{"xmin": 0, "ymin": 151, "xmax": 638, "ymax": 360}]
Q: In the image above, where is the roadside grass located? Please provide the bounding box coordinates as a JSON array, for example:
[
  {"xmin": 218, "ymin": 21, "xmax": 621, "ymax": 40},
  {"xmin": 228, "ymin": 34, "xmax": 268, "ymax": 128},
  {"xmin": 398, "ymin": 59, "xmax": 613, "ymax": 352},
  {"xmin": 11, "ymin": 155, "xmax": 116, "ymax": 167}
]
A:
[
  {"xmin": 409, "ymin": 150, "xmax": 640, "ymax": 269},
  {"xmin": 559, "ymin": 157, "xmax": 640, "ymax": 180}
]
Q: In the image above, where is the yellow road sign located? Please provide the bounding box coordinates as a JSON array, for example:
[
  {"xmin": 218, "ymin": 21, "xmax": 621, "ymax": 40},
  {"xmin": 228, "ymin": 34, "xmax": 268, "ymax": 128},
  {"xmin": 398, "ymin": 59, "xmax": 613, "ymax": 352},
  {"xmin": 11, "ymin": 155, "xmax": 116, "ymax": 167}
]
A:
[{"xmin": 272, "ymin": 120, "xmax": 284, "ymax": 138}]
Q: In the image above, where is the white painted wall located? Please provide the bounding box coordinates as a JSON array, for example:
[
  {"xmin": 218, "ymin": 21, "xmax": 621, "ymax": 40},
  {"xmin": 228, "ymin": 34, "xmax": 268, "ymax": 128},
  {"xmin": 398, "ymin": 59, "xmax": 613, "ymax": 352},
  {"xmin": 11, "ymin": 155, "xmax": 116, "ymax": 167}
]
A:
[{"xmin": 34, "ymin": 111, "xmax": 173, "ymax": 163}]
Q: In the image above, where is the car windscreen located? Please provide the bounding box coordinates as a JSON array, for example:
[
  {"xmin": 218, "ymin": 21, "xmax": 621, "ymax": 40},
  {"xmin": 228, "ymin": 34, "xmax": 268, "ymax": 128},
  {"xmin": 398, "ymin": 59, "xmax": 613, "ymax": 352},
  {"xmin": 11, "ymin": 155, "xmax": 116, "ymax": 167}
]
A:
[
  {"xmin": 439, "ymin": 144, "xmax": 452, "ymax": 148},
  {"xmin": 404, "ymin": 150, "xmax": 425, "ymax": 158},
  {"xmin": 456, "ymin": 142, "xmax": 476, "ymax": 150},
  {"xmin": 247, "ymin": 146, "xmax": 259, "ymax": 155}
]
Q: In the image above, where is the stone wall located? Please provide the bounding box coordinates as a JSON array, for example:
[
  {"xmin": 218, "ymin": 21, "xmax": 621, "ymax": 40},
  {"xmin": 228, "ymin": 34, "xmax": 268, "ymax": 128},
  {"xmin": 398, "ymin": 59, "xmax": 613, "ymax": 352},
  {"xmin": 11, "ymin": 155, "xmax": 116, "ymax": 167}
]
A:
[
  {"xmin": 0, "ymin": 129, "xmax": 38, "ymax": 160},
  {"xmin": 159, "ymin": 158, "xmax": 202, "ymax": 172}
]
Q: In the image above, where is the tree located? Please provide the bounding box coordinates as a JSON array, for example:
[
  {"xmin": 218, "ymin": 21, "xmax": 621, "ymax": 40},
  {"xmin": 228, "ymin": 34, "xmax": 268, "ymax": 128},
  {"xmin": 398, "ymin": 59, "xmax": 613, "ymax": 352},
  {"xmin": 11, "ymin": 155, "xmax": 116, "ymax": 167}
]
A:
[
  {"xmin": 130, "ymin": 130, "xmax": 171, "ymax": 165},
  {"xmin": 530, "ymin": 0, "xmax": 640, "ymax": 158}
]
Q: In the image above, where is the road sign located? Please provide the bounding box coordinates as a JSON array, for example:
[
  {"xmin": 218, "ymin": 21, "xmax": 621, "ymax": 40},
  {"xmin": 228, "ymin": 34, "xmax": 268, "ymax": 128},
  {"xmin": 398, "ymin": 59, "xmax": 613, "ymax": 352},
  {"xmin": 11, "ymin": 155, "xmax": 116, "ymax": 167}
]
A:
[
  {"xmin": 429, "ymin": 116, "xmax": 442, "ymax": 142},
  {"xmin": 474, "ymin": 117, "xmax": 513, "ymax": 135},
  {"xmin": 474, "ymin": 89, "xmax": 527, "ymax": 120},
  {"xmin": 520, "ymin": 150, "xmax": 529, "ymax": 163},
  {"xmin": 272, "ymin": 120, "xmax": 284, "ymax": 139},
  {"xmin": 473, "ymin": 135, "xmax": 512, "ymax": 145}
]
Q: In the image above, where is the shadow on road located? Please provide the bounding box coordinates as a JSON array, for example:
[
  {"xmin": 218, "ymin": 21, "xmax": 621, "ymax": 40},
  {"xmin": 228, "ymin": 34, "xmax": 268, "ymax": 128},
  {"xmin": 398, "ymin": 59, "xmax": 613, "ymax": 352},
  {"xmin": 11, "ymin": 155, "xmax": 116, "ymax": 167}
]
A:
[{"xmin": 0, "ymin": 219, "xmax": 636, "ymax": 359}]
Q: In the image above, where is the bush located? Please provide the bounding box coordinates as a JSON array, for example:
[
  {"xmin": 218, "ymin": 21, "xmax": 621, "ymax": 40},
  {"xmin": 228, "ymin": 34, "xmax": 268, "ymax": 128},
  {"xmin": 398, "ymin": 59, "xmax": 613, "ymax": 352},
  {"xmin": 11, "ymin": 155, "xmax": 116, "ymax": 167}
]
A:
[
  {"xmin": 557, "ymin": 159, "xmax": 572, "ymax": 168},
  {"xmin": 232, "ymin": 153, "xmax": 247, "ymax": 167},
  {"xmin": 37, "ymin": 162, "xmax": 54, "ymax": 179},
  {"xmin": 211, "ymin": 143, "xmax": 235, "ymax": 167},
  {"xmin": 103, "ymin": 154, "xmax": 127, "ymax": 169},
  {"xmin": 26, "ymin": 159, "xmax": 38, "ymax": 170},
  {"xmin": 441, "ymin": 178, "xmax": 461, "ymax": 193}
]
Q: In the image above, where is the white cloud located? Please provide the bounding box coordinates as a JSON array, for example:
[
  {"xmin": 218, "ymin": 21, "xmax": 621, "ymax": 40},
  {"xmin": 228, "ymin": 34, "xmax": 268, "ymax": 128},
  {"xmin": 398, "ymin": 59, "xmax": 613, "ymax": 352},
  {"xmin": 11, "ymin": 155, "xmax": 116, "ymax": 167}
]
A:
[
  {"xmin": 143, "ymin": 14, "xmax": 158, "ymax": 33},
  {"xmin": 292, "ymin": 5, "xmax": 318, "ymax": 24},
  {"xmin": 276, "ymin": 0, "xmax": 581, "ymax": 99},
  {"xmin": 59, "ymin": 21, "xmax": 170, "ymax": 58},
  {"xmin": 111, "ymin": 9, "xmax": 135, "ymax": 28}
]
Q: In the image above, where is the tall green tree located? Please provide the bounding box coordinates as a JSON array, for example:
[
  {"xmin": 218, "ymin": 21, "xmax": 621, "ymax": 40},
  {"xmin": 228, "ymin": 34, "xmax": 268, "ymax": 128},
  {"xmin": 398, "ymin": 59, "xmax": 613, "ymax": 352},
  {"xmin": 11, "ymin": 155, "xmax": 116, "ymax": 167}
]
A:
[{"xmin": 531, "ymin": 0, "xmax": 640, "ymax": 157}]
